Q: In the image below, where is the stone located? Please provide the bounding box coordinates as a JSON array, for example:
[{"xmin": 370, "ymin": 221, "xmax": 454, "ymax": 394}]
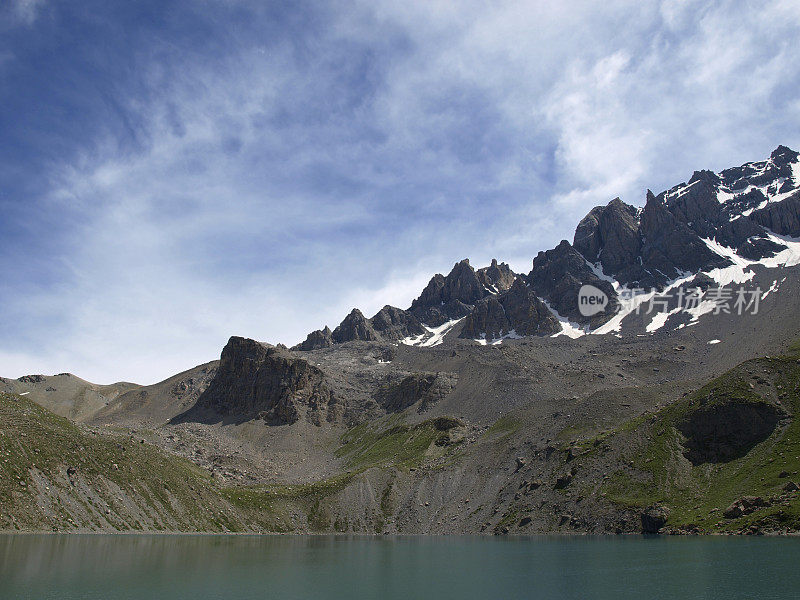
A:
[
  {"xmin": 528, "ymin": 240, "xmax": 619, "ymax": 327},
  {"xmin": 369, "ymin": 305, "xmax": 425, "ymax": 341},
  {"xmin": 476, "ymin": 259, "xmax": 516, "ymax": 293},
  {"xmin": 409, "ymin": 259, "xmax": 487, "ymax": 326},
  {"xmin": 641, "ymin": 504, "xmax": 670, "ymax": 533}
]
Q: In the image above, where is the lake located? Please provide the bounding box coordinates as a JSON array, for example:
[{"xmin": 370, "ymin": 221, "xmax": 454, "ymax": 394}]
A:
[{"xmin": 1, "ymin": 534, "xmax": 799, "ymax": 599}]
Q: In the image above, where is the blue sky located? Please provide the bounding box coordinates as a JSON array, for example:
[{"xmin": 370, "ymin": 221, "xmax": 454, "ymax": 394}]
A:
[{"xmin": 2, "ymin": 0, "xmax": 799, "ymax": 384}]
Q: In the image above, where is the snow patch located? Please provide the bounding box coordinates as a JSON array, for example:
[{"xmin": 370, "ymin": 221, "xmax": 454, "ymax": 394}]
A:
[
  {"xmin": 542, "ymin": 301, "xmax": 587, "ymax": 339},
  {"xmin": 761, "ymin": 280, "xmax": 779, "ymax": 300},
  {"xmin": 645, "ymin": 311, "xmax": 670, "ymax": 333},
  {"xmin": 401, "ymin": 318, "xmax": 463, "ymax": 347}
]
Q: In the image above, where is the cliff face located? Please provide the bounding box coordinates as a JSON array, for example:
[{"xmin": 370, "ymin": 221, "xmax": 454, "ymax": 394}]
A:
[{"xmin": 188, "ymin": 337, "xmax": 342, "ymax": 425}]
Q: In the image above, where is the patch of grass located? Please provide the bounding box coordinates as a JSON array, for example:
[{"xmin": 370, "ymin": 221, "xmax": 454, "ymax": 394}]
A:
[
  {"xmin": 483, "ymin": 415, "xmax": 521, "ymax": 440},
  {"xmin": 598, "ymin": 354, "xmax": 800, "ymax": 532},
  {"xmin": 336, "ymin": 418, "xmax": 459, "ymax": 470}
]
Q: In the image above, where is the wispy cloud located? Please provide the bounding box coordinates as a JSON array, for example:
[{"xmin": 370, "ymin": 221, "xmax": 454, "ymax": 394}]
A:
[
  {"xmin": 10, "ymin": 0, "xmax": 45, "ymax": 25},
  {"xmin": 1, "ymin": 0, "xmax": 799, "ymax": 383}
]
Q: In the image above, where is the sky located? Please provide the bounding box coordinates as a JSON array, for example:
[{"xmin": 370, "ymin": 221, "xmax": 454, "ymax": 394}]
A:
[{"xmin": 1, "ymin": 0, "xmax": 800, "ymax": 384}]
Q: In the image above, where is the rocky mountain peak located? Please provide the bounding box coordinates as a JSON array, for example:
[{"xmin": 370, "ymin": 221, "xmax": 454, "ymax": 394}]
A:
[
  {"xmin": 477, "ymin": 258, "xmax": 515, "ymax": 293},
  {"xmin": 526, "ymin": 239, "xmax": 619, "ymax": 327},
  {"xmin": 687, "ymin": 169, "xmax": 721, "ymax": 186},
  {"xmin": 409, "ymin": 258, "xmax": 486, "ymax": 326},
  {"xmin": 460, "ymin": 277, "xmax": 560, "ymax": 341},
  {"xmin": 770, "ymin": 144, "xmax": 799, "ymax": 164},
  {"xmin": 293, "ymin": 325, "xmax": 334, "ymax": 351},
  {"xmin": 332, "ymin": 308, "xmax": 379, "ymax": 344},
  {"xmin": 574, "ymin": 197, "xmax": 640, "ymax": 276}
]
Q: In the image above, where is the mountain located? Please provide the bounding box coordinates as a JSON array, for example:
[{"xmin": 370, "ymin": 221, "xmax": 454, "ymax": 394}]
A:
[
  {"xmin": 290, "ymin": 145, "xmax": 800, "ymax": 345},
  {"xmin": 4, "ymin": 145, "xmax": 800, "ymax": 535}
]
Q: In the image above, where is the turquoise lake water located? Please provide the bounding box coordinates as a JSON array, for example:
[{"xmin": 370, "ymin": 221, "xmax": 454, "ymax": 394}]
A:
[{"xmin": 1, "ymin": 534, "xmax": 799, "ymax": 599}]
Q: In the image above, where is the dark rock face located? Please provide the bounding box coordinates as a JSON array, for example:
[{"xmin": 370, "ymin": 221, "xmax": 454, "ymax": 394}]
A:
[
  {"xmin": 476, "ymin": 259, "xmax": 516, "ymax": 293},
  {"xmin": 573, "ymin": 198, "xmax": 641, "ymax": 275},
  {"xmin": 376, "ymin": 372, "xmax": 457, "ymax": 413},
  {"xmin": 661, "ymin": 171, "xmax": 782, "ymax": 260},
  {"xmin": 635, "ymin": 191, "xmax": 727, "ymax": 287},
  {"xmin": 571, "ymin": 146, "xmax": 800, "ymax": 290},
  {"xmin": 751, "ymin": 193, "xmax": 800, "ymax": 236},
  {"xmin": 573, "ymin": 206, "xmax": 605, "ymax": 262},
  {"xmin": 528, "ymin": 240, "xmax": 618, "ymax": 326},
  {"xmin": 188, "ymin": 337, "xmax": 341, "ymax": 426},
  {"xmin": 370, "ymin": 305, "xmax": 425, "ymax": 341},
  {"xmin": 677, "ymin": 399, "xmax": 785, "ymax": 465},
  {"xmin": 641, "ymin": 504, "xmax": 670, "ymax": 533},
  {"xmin": 410, "ymin": 259, "xmax": 487, "ymax": 326},
  {"xmin": 291, "ymin": 145, "xmax": 798, "ymax": 346},
  {"xmin": 460, "ymin": 278, "xmax": 561, "ymax": 340},
  {"xmin": 331, "ymin": 309, "xmax": 379, "ymax": 344},
  {"xmin": 720, "ymin": 145, "xmax": 798, "ymax": 192},
  {"xmin": 293, "ymin": 326, "xmax": 334, "ymax": 351}
]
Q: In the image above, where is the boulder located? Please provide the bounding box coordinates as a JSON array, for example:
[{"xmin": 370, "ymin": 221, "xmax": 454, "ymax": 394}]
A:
[{"xmin": 641, "ymin": 504, "xmax": 670, "ymax": 533}]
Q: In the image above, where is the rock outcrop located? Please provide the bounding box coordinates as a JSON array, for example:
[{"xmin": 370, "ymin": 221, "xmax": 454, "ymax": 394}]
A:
[
  {"xmin": 185, "ymin": 337, "xmax": 342, "ymax": 426},
  {"xmin": 641, "ymin": 504, "xmax": 670, "ymax": 533},
  {"xmin": 573, "ymin": 198, "xmax": 640, "ymax": 275},
  {"xmin": 528, "ymin": 240, "xmax": 618, "ymax": 327},
  {"xmin": 331, "ymin": 309, "xmax": 379, "ymax": 344},
  {"xmin": 294, "ymin": 326, "xmax": 334, "ymax": 351},
  {"xmin": 409, "ymin": 259, "xmax": 488, "ymax": 326},
  {"xmin": 476, "ymin": 259, "xmax": 516, "ymax": 293},
  {"xmin": 751, "ymin": 193, "xmax": 800, "ymax": 237},
  {"xmin": 460, "ymin": 278, "xmax": 561, "ymax": 340},
  {"xmin": 370, "ymin": 305, "xmax": 426, "ymax": 341},
  {"xmin": 677, "ymin": 398, "xmax": 785, "ymax": 465},
  {"xmin": 376, "ymin": 372, "xmax": 457, "ymax": 413}
]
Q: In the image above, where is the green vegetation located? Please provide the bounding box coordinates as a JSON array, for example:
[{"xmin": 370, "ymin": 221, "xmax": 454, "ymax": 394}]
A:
[
  {"xmin": 336, "ymin": 417, "xmax": 461, "ymax": 470},
  {"xmin": 1, "ymin": 388, "xmax": 472, "ymax": 533},
  {"xmin": 0, "ymin": 392, "xmax": 240, "ymax": 532},
  {"xmin": 598, "ymin": 353, "xmax": 800, "ymax": 532},
  {"xmin": 224, "ymin": 416, "xmax": 465, "ymax": 532},
  {"xmin": 483, "ymin": 415, "xmax": 521, "ymax": 440}
]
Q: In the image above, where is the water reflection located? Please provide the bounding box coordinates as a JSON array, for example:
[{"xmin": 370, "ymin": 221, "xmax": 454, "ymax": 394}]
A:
[{"xmin": 1, "ymin": 534, "xmax": 799, "ymax": 600}]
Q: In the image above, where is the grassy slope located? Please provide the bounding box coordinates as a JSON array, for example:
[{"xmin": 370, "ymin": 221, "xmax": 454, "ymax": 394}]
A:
[
  {"xmin": 0, "ymin": 392, "xmax": 248, "ymax": 532},
  {"xmin": 590, "ymin": 344, "xmax": 800, "ymax": 533},
  {"xmin": 2, "ymin": 390, "xmax": 465, "ymax": 533}
]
